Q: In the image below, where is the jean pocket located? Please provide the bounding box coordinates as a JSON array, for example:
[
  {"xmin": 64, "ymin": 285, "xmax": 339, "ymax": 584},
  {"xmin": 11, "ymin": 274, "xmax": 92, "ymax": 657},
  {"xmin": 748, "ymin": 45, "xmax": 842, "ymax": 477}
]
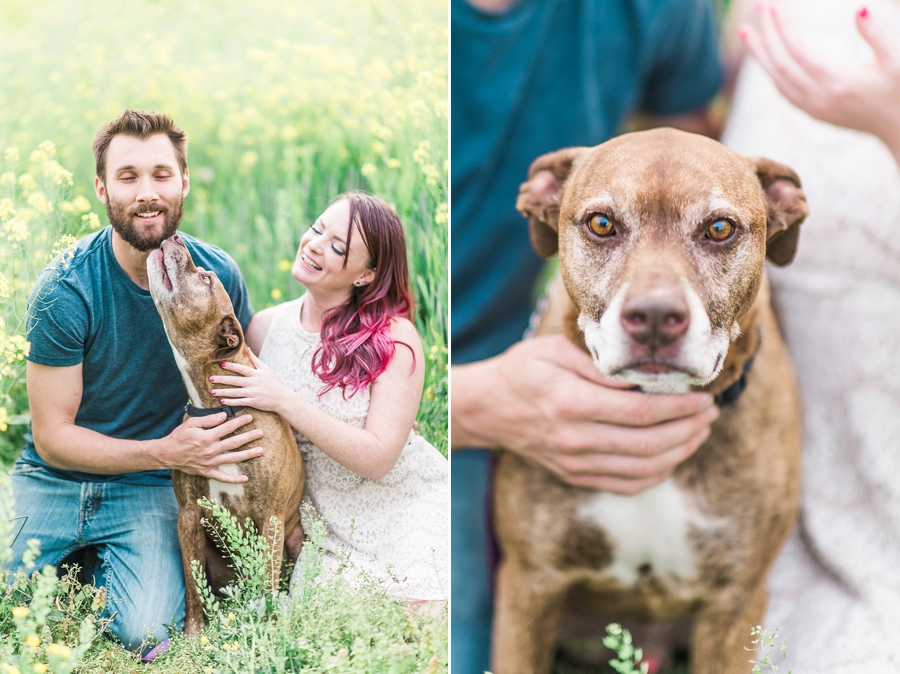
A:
[{"xmin": 9, "ymin": 463, "xmax": 47, "ymax": 477}]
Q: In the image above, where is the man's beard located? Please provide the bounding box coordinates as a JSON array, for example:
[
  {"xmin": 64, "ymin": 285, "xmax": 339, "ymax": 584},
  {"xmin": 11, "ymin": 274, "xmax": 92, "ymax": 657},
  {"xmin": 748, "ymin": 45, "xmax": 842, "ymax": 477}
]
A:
[{"xmin": 106, "ymin": 197, "xmax": 183, "ymax": 252}]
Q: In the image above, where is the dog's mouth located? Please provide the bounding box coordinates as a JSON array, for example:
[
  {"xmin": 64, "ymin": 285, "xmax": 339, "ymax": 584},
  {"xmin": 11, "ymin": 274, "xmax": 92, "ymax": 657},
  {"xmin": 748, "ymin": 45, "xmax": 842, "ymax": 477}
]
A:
[
  {"xmin": 151, "ymin": 248, "xmax": 174, "ymax": 292},
  {"xmin": 627, "ymin": 361, "xmax": 686, "ymax": 375}
]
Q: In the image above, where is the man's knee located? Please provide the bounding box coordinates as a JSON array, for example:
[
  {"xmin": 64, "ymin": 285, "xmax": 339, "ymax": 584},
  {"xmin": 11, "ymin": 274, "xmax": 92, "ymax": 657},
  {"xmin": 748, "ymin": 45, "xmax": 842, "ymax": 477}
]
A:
[
  {"xmin": 107, "ymin": 597, "xmax": 180, "ymax": 651},
  {"xmin": 96, "ymin": 537, "xmax": 186, "ymax": 651}
]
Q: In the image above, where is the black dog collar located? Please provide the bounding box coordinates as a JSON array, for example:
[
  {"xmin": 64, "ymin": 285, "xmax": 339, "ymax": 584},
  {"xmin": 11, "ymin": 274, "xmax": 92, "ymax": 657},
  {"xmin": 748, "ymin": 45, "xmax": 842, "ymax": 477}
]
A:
[
  {"xmin": 184, "ymin": 403, "xmax": 245, "ymax": 419},
  {"xmin": 714, "ymin": 328, "xmax": 763, "ymax": 407}
]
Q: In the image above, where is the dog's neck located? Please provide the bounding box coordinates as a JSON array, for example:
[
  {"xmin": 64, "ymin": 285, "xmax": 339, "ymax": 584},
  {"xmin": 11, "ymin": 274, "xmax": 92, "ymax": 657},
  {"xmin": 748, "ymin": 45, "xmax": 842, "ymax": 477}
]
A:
[{"xmin": 170, "ymin": 342, "xmax": 256, "ymax": 409}]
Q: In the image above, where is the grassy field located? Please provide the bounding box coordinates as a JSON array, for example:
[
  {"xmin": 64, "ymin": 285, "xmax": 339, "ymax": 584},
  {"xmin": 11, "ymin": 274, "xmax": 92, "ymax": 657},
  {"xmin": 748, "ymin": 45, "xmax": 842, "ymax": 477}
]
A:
[{"xmin": 0, "ymin": 0, "xmax": 447, "ymax": 671}]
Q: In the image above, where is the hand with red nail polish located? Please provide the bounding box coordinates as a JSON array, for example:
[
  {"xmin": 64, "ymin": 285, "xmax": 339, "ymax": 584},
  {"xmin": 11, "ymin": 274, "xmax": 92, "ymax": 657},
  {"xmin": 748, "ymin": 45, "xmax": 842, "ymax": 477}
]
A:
[{"xmin": 737, "ymin": 2, "xmax": 900, "ymax": 165}]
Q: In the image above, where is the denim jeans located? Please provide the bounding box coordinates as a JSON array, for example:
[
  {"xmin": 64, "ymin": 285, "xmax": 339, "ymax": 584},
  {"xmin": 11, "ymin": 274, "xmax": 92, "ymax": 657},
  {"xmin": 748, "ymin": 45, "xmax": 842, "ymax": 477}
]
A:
[
  {"xmin": 451, "ymin": 449, "xmax": 494, "ymax": 674},
  {"xmin": 7, "ymin": 464, "xmax": 185, "ymax": 651}
]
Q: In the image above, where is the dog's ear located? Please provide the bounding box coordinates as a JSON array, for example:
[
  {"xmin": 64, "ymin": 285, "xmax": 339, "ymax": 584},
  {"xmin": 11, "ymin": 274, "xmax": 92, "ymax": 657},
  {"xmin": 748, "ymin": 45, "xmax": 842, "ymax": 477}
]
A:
[
  {"xmin": 213, "ymin": 315, "xmax": 245, "ymax": 362},
  {"xmin": 751, "ymin": 157, "xmax": 810, "ymax": 266},
  {"xmin": 516, "ymin": 147, "xmax": 586, "ymax": 258}
]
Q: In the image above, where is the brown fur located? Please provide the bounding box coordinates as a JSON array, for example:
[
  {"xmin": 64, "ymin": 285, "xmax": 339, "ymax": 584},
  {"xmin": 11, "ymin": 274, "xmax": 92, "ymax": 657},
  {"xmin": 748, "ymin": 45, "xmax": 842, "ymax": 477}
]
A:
[
  {"xmin": 492, "ymin": 129, "xmax": 807, "ymax": 674},
  {"xmin": 147, "ymin": 235, "xmax": 305, "ymax": 637}
]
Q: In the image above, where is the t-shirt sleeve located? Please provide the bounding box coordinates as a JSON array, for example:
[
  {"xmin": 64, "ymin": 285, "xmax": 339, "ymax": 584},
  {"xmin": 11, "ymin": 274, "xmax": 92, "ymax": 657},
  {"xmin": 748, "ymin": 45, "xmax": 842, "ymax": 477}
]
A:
[
  {"xmin": 219, "ymin": 254, "xmax": 254, "ymax": 331},
  {"xmin": 640, "ymin": 0, "xmax": 723, "ymax": 117},
  {"xmin": 25, "ymin": 271, "xmax": 89, "ymax": 367}
]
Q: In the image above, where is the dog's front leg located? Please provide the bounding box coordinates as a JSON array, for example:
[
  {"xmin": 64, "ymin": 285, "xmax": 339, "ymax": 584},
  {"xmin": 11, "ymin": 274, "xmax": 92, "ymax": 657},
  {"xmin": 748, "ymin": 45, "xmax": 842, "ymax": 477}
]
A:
[
  {"xmin": 178, "ymin": 508, "xmax": 208, "ymax": 637},
  {"xmin": 691, "ymin": 581, "xmax": 768, "ymax": 674},
  {"xmin": 491, "ymin": 558, "xmax": 568, "ymax": 674}
]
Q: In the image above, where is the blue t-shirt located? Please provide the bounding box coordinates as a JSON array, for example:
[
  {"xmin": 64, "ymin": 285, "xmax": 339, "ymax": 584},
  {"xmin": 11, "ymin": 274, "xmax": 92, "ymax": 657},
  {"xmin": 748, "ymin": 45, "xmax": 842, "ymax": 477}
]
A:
[
  {"xmin": 451, "ymin": 0, "xmax": 723, "ymax": 363},
  {"xmin": 19, "ymin": 227, "xmax": 253, "ymax": 485}
]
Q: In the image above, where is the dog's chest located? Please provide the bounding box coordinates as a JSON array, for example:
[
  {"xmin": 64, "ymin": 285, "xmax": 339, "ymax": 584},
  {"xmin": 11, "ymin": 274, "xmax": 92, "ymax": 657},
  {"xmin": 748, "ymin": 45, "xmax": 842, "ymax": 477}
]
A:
[{"xmin": 575, "ymin": 479, "xmax": 718, "ymax": 586}]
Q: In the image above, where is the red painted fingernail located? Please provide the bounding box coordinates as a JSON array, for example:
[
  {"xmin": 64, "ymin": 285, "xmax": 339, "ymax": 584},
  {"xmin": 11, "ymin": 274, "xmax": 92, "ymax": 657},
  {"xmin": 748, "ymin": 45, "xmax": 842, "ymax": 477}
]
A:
[
  {"xmin": 859, "ymin": 6, "xmax": 868, "ymax": 17},
  {"xmin": 209, "ymin": 376, "xmax": 215, "ymax": 382},
  {"xmin": 221, "ymin": 362, "xmax": 227, "ymax": 368},
  {"xmin": 211, "ymin": 390, "xmax": 217, "ymax": 396}
]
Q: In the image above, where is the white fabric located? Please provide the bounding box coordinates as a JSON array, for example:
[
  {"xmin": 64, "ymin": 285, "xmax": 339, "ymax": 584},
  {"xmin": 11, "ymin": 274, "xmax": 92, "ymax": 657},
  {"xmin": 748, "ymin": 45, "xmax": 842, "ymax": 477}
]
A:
[
  {"xmin": 259, "ymin": 295, "xmax": 449, "ymax": 601},
  {"xmin": 722, "ymin": 2, "xmax": 900, "ymax": 669}
]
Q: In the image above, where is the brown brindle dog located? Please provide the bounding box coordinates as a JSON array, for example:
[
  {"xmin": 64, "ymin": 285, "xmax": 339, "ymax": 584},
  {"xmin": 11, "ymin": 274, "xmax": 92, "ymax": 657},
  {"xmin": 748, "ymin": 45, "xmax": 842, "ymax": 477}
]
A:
[
  {"xmin": 492, "ymin": 128, "xmax": 808, "ymax": 674},
  {"xmin": 147, "ymin": 234, "xmax": 304, "ymax": 636}
]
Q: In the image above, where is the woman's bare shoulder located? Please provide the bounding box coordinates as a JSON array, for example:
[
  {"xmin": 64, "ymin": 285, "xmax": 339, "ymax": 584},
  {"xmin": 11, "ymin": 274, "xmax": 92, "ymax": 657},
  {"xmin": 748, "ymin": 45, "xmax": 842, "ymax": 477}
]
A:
[
  {"xmin": 387, "ymin": 315, "xmax": 422, "ymax": 344},
  {"xmin": 246, "ymin": 305, "xmax": 281, "ymax": 354}
]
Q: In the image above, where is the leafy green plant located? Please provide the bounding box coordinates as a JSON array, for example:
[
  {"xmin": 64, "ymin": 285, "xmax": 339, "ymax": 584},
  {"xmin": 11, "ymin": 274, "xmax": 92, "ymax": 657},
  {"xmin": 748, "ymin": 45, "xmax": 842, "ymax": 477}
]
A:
[
  {"xmin": 748, "ymin": 625, "xmax": 792, "ymax": 674},
  {"xmin": 602, "ymin": 624, "xmax": 650, "ymax": 674},
  {"xmin": 0, "ymin": 476, "xmax": 110, "ymax": 674}
]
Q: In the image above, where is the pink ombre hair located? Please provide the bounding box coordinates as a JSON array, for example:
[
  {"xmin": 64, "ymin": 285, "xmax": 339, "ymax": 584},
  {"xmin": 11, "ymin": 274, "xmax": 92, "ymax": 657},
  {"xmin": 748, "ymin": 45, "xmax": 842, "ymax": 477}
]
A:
[{"xmin": 312, "ymin": 192, "xmax": 415, "ymax": 397}]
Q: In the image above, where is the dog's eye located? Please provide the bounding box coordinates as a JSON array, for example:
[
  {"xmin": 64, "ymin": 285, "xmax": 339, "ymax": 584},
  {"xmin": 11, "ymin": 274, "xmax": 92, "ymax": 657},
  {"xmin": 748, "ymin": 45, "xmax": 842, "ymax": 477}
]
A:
[
  {"xmin": 201, "ymin": 275, "xmax": 211, "ymax": 285},
  {"xmin": 587, "ymin": 214, "xmax": 615, "ymax": 237},
  {"xmin": 707, "ymin": 219, "xmax": 734, "ymax": 241}
]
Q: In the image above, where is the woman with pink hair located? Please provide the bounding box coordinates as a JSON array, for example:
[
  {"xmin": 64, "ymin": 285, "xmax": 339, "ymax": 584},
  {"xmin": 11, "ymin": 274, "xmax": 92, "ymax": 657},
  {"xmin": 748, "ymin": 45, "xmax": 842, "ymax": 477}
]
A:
[{"xmin": 209, "ymin": 192, "xmax": 447, "ymax": 603}]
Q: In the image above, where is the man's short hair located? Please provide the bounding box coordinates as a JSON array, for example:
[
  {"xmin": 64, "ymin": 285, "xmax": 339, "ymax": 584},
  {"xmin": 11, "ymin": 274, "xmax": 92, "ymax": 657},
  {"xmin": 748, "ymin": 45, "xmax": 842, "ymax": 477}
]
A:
[{"xmin": 93, "ymin": 109, "xmax": 188, "ymax": 181}]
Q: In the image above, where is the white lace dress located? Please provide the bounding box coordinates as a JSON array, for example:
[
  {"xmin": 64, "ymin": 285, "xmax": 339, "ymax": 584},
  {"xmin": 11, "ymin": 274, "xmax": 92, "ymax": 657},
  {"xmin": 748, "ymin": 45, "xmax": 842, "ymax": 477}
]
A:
[
  {"xmin": 722, "ymin": 1, "xmax": 900, "ymax": 669},
  {"xmin": 258, "ymin": 295, "xmax": 449, "ymax": 601}
]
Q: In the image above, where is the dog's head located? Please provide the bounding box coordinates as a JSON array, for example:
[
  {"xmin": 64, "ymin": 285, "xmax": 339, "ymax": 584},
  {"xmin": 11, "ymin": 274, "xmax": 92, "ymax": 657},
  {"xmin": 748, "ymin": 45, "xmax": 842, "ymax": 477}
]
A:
[
  {"xmin": 147, "ymin": 235, "xmax": 245, "ymax": 367},
  {"xmin": 517, "ymin": 128, "xmax": 809, "ymax": 389}
]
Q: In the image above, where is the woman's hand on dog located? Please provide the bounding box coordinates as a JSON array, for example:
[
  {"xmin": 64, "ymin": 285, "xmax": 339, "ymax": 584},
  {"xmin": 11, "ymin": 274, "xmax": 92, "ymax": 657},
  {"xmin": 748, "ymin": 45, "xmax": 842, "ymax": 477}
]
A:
[
  {"xmin": 451, "ymin": 334, "xmax": 719, "ymax": 495},
  {"xmin": 162, "ymin": 413, "xmax": 264, "ymax": 483},
  {"xmin": 209, "ymin": 353, "xmax": 291, "ymax": 414}
]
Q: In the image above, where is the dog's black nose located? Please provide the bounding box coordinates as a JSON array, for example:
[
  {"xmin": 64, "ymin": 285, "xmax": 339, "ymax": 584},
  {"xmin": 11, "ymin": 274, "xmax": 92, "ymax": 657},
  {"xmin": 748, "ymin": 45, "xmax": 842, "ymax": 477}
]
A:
[{"xmin": 621, "ymin": 293, "xmax": 689, "ymax": 346}]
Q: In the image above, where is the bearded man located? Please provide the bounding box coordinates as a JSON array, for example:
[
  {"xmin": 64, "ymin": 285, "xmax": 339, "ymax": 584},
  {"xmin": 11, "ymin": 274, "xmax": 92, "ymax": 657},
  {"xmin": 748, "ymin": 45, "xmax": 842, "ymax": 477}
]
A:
[{"xmin": 6, "ymin": 110, "xmax": 262, "ymax": 652}]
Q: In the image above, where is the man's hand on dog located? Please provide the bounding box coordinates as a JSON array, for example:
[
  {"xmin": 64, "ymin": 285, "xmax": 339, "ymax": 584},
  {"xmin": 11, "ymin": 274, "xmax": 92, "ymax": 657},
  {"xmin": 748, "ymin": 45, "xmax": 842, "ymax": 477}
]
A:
[
  {"xmin": 451, "ymin": 334, "xmax": 719, "ymax": 494},
  {"xmin": 161, "ymin": 413, "xmax": 264, "ymax": 483}
]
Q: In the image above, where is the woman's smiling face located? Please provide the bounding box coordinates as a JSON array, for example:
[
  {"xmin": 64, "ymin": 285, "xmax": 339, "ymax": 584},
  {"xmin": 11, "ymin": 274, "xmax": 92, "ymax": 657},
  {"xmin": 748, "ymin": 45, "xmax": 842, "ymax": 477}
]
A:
[{"xmin": 292, "ymin": 198, "xmax": 376, "ymax": 296}]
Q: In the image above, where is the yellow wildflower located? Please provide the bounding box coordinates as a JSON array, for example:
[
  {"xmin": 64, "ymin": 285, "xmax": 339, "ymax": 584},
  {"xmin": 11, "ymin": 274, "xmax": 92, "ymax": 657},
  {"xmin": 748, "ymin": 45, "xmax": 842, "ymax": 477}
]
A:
[
  {"xmin": 278, "ymin": 259, "xmax": 291, "ymax": 272},
  {"xmin": 16, "ymin": 173, "xmax": 37, "ymax": 193},
  {"xmin": 434, "ymin": 203, "xmax": 448, "ymax": 225},
  {"xmin": 4, "ymin": 148, "xmax": 19, "ymax": 164},
  {"xmin": 387, "ymin": 158, "xmax": 401, "ymax": 169},
  {"xmin": 361, "ymin": 163, "xmax": 376, "ymax": 177},
  {"xmin": 11, "ymin": 605, "xmax": 29, "ymax": 619},
  {"xmin": 27, "ymin": 192, "xmax": 53, "ymax": 216},
  {"xmin": 25, "ymin": 634, "xmax": 40, "ymax": 648},
  {"xmin": 46, "ymin": 642, "xmax": 72, "ymax": 658},
  {"xmin": 1, "ymin": 664, "xmax": 21, "ymax": 674},
  {"xmin": 70, "ymin": 195, "xmax": 91, "ymax": 213},
  {"xmin": 0, "ymin": 272, "xmax": 9, "ymax": 299},
  {"xmin": 0, "ymin": 172, "xmax": 15, "ymax": 186},
  {"xmin": 238, "ymin": 151, "xmax": 258, "ymax": 175},
  {"xmin": 4, "ymin": 218, "xmax": 29, "ymax": 242},
  {"xmin": 271, "ymin": 288, "xmax": 282, "ymax": 300},
  {"xmin": 82, "ymin": 212, "xmax": 101, "ymax": 230},
  {"xmin": 32, "ymin": 665, "xmax": 47, "ymax": 674}
]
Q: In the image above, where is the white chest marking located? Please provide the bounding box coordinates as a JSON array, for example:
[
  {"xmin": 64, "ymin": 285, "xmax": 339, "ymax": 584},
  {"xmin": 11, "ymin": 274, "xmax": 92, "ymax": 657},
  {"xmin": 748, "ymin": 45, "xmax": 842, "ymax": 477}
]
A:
[
  {"xmin": 167, "ymin": 345, "xmax": 246, "ymax": 501},
  {"xmin": 577, "ymin": 479, "xmax": 701, "ymax": 585},
  {"xmin": 170, "ymin": 346, "xmax": 205, "ymax": 407},
  {"xmin": 208, "ymin": 464, "xmax": 245, "ymax": 503}
]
